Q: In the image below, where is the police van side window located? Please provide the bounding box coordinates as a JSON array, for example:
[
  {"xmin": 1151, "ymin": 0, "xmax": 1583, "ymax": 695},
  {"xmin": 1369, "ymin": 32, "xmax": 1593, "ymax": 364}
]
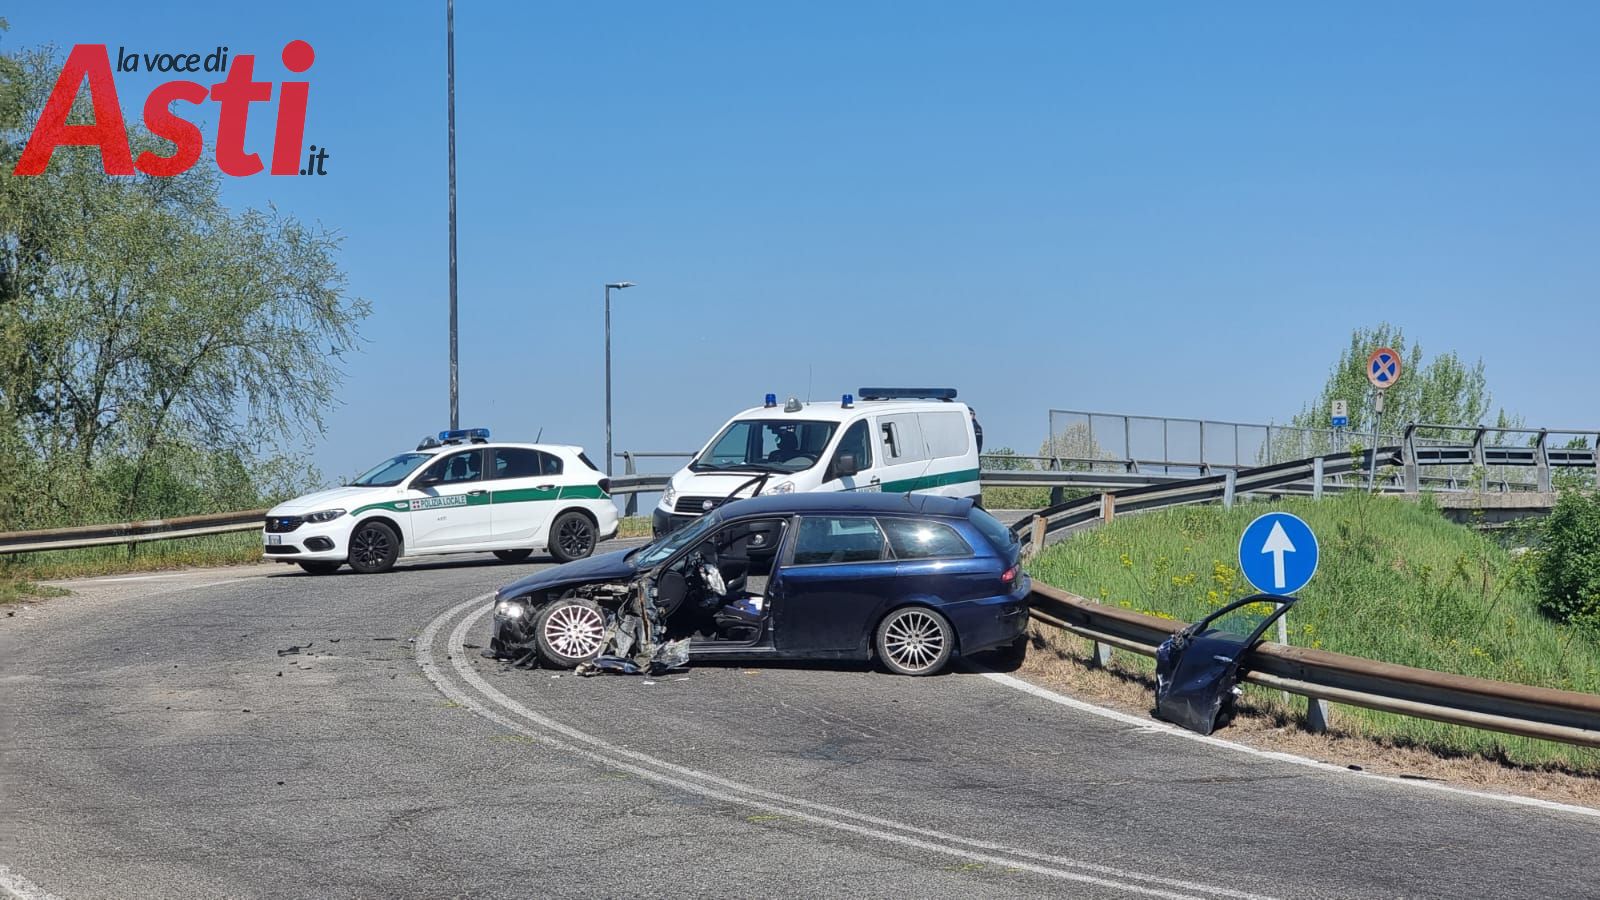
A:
[
  {"xmin": 878, "ymin": 413, "xmax": 927, "ymax": 463},
  {"xmin": 830, "ymin": 420, "xmax": 872, "ymax": 477},
  {"xmin": 920, "ymin": 411, "xmax": 970, "ymax": 460}
]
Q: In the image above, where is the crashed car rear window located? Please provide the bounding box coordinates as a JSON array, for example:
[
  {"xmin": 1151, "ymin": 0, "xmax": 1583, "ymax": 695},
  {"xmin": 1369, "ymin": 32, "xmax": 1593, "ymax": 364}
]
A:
[
  {"xmin": 968, "ymin": 507, "xmax": 1018, "ymax": 554},
  {"xmin": 879, "ymin": 518, "xmax": 971, "ymax": 560}
]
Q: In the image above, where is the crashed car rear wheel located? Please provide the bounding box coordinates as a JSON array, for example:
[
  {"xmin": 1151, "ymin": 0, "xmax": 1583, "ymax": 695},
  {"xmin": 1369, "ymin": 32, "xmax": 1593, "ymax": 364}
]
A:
[
  {"xmin": 534, "ymin": 597, "xmax": 608, "ymax": 668},
  {"xmin": 875, "ymin": 606, "xmax": 954, "ymax": 676}
]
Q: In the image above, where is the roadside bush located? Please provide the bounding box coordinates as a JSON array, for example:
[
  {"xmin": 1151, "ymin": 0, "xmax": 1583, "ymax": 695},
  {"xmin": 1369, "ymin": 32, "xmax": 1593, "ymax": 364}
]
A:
[{"xmin": 1535, "ymin": 490, "xmax": 1600, "ymax": 626}]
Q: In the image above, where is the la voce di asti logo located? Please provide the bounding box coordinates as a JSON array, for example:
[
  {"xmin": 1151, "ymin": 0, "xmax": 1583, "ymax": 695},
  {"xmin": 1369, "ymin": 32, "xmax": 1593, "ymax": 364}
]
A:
[{"xmin": 13, "ymin": 41, "xmax": 328, "ymax": 178}]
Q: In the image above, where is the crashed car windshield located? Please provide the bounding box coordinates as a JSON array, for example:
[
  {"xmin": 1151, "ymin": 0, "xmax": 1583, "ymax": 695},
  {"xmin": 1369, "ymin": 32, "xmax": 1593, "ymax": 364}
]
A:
[{"xmin": 630, "ymin": 508, "xmax": 724, "ymax": 567}]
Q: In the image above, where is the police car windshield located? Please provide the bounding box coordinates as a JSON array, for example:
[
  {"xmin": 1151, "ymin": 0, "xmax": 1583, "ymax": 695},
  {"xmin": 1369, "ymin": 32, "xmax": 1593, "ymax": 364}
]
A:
[
  {"xmin": 691, "ymin": 419, "xmax": 838, "ymax": 474},
  {"xmin": 630, "ymin": 510, "xmax": 723, "ymax": 567},
  {"xmin": 351, "ymin": 453, "xmax": 433, "ymax": 487}
]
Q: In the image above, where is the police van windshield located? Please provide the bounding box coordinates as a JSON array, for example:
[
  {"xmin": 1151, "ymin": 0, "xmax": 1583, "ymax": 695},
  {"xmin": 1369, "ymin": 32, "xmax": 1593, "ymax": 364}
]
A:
[
  {"xmin": 691, "ymin": 419, "xmax": 838, "ymax": 474},
  {"xmin": 352, "ymin": 453, "xmax": 433, "ymax": 487}
]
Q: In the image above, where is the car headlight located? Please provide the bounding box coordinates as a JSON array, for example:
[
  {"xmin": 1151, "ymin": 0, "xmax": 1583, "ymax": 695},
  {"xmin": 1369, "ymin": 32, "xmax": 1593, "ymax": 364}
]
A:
[
  {"xmin": 303, "ymin": 508, "xmax": 346, "ymax": 523},
  {"xmin": 661, "ymin": 485, "xmax": 677, "ymax": 508},
  {"xmin": 495, "ymin": 600, "xmax": 526, "ymax": 619},
  {"xmin": 767, "ymin": 480, "xmax": 795, "ymax": 494}
]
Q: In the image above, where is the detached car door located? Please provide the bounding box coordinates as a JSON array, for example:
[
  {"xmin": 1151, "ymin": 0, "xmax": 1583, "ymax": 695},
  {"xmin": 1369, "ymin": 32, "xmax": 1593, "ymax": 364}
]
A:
[
  {"xmin": 488, "ymin": 447, "xmax": 561, "ymax": 544},
  {"xmin": 770, "ymin": 515, "xmax": 898, "ymax": 653},
  {"xmin": 408, "ymin": 448, "xmax": 494, "ymax": 549}
]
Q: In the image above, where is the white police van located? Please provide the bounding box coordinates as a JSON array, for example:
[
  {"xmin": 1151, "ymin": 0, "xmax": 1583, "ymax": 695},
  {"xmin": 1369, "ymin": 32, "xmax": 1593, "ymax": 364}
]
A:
[
  {"xmin": 652, "ymin": 388, "xmax": 983, "ymax": 536},
  {"xmin": 264, "ymin": 429, "xmax": 620, "ymax": 574}
]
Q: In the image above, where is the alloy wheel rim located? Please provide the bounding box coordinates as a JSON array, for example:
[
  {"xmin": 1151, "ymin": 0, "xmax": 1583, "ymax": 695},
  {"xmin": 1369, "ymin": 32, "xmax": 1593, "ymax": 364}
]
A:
[
  {"xmin": 353, "ymin": 528, "xmax": 389, "ymax": 568},
  {"xmin": 884, "ymin": 610, "xmax": 946, "ymax": 672},
  {"xmin": 558, "ymin": 518, "xmax": 592, "ymax": 556},
  {"xmin": 544, "ymin": 605, "xmax": 605, "ymax": 659}
]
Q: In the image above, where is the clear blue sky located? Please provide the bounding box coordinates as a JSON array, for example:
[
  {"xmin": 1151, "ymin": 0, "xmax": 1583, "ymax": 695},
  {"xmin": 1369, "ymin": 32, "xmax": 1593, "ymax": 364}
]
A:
[{"xmin": 11, "ymin": 3, "xmax": 1599, "ymax": 480}]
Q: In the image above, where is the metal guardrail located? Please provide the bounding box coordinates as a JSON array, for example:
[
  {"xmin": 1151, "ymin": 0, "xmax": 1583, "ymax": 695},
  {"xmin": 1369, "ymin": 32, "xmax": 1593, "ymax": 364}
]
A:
[
  {"xmin": 1027, "ymin": 582, "xmax": 1600, "ymax": 749},
  {"xmin": 1009, "ymin": 447, "xmax": 1399, "ymax": 553},
  {"xmin": 0, "ymin": 509, "xmax": 269, "ymax": 554}
]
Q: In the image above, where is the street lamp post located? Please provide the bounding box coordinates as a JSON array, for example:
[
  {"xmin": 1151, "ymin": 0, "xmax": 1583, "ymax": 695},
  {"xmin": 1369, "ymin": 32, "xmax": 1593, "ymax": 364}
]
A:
[
  {"xmin": 603, "ymin": 281, "xmax": 636, "ymax": 476},
  {"xmin": 445, "ymin": 0, "xmax": 459, "ymax": 429}
]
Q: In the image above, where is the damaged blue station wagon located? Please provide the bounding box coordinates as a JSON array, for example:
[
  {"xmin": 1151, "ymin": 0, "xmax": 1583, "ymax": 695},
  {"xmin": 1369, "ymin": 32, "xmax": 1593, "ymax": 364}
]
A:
[{"xmin": 488, "ymin": 492, "xmax": 1030, "ymax": 676}]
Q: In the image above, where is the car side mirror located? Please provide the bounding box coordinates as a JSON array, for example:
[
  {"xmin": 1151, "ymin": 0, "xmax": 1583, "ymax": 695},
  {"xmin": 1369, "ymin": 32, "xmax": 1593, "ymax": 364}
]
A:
[
  {"xmin": 412, "ymin": 471, "xmax": 442, "ymax": 489},
  {"xmin": 833, "ymin": 453, "xmax": 859, "ymax": 479}
]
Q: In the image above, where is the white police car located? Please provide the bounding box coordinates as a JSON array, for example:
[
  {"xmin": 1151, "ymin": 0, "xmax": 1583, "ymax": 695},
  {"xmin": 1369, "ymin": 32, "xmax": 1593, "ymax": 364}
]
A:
[{"xmin": 263, "ymin": 429, "xmax": 620, "ymax": 574}]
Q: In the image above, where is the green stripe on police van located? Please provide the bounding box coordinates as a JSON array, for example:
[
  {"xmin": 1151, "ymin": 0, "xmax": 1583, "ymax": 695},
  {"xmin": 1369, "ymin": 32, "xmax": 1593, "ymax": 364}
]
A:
[{"xmin": 878, "ymin": 468, "xmax": 981, "ymax": 493}]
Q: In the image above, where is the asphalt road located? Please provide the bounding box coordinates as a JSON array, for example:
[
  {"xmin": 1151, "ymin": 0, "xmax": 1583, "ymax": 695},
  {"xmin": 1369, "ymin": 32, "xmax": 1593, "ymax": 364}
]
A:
[{"xmin": 3, "ymin": 547, "xmax": 1597, "ymax": 899}]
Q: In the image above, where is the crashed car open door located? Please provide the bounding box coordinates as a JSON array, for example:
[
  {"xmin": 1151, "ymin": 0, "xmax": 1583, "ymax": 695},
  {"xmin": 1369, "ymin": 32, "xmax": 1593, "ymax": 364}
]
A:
[{"xmin": 1153, "ymin": 594, "xmax": 1297, "ymax": 735}]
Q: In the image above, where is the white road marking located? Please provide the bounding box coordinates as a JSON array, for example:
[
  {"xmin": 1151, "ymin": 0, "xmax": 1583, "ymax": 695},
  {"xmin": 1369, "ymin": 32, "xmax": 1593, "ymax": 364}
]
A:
[
  {"xmin": 974, "ymin": 668, "xmax": 1600, "ymax": 821},
  {"xmin": 419, "ymin": 596, "xmax": 1280, "ymax": 900},
  {"xmin": 0, "ymin": 864, "xmax": 64, "ymax": 900}
]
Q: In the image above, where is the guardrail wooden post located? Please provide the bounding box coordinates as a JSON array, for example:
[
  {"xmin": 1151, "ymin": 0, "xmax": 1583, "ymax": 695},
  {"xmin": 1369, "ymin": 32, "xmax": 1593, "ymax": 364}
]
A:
[
  {"xmin": 1048, "ymin": 456, "xmax": 1064, "ymax": 507},
  {"xmin": 1028, "ymin": 516, "xmax": 1046, "ymax": 561},
  {"xmin": 1222, "ymin": 470, "xmax": 1236, "ymax": 509},
  {"xmin": 1093, "ymin": 640, "xmax": 1113, "ymax": 668},
  {"xmin": 1313, "ymin": 456, "xmax": 1325, "ymax": 500},
  {"xmin": 1100, "ymin": 493, "xmax": 1115, "ymax": 524}
]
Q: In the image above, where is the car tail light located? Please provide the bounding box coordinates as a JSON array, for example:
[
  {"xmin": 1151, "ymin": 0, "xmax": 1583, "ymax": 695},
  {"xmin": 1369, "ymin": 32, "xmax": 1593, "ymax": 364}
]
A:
[
  {"xmin": 599, "ymin": 478, "xmax": 611, "ymax": 495},
  {"xmin": 1001, "ymin": 565, "xmax": 1017, "ymax": 585}
]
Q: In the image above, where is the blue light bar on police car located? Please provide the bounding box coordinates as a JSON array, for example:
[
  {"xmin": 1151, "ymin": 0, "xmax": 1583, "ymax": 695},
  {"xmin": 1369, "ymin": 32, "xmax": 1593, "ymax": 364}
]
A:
[
  {"xmin": 841, "ymin": 394, "xmax": 854, "ymax": 408},
  {"xmin": 857, "ymin": 387, "xmax": 958, "ymax": 401},
  {"xmin": 438, "ymin": 427, "xmax": 491, "ymax": 442},
  {"xmin": 764, "ymin": 393, "xmax": 777, "ymax": 408}
]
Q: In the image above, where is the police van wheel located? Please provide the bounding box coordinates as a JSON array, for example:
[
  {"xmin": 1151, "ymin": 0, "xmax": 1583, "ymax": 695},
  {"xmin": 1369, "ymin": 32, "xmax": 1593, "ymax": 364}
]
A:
[
  {"xmin": 494, "ymin": 549, "xmax": 534, "ymax": 563},
  {"xmin": 347, "ymin": 521, "xmax": 400, "ymax": 574},
  {"xmin": 548, "ymin": 512, "xmax": 596, "ymax": 563},
  {"xmin": 298, "ymin": 561, "xmax": 342, "ymax": 576}
]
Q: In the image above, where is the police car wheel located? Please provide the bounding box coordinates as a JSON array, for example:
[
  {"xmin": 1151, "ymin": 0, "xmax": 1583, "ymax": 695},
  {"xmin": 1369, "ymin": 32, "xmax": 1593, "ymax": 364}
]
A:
[
  {"xmin": 533, "ymin": 598, "xmax": 607, "ymax": 668},
  {"xmin": 548, "ymin": 512, "xmax": 596, "ymax": 563},
  {"xmin": 298, "ymin": 561, "xmax": 342, "ymax": 575},
  {"xmin": 875, "ymin": 607, "xmax": 955, "ymax": 676},
  {"xmin": 494, "ymin": 549, "xmax": 534, "ymax": 563},
  {"xmin": 347, "ymin": 521, "xmax": 400, "ymax": 574}
]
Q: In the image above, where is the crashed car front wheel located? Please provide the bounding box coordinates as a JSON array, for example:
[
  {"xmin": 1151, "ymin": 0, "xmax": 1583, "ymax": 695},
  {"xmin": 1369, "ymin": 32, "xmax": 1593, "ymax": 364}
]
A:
[{"xmin": 534, "ymin": 597, "xmax": 608, "ymax": 668}]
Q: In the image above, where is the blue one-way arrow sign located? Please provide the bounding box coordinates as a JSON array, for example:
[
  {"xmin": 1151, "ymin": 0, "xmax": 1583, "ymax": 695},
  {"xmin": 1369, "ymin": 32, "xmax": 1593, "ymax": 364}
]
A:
[{"xmin": 1238, "ymin": 512, "xmax": 1319, "ymax": 595}]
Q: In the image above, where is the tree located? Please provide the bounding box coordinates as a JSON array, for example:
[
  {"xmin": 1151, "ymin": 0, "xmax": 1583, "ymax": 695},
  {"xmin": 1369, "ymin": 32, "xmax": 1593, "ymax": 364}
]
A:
[
  {"xmin": 0, "ymin": 40, "xmax": 367, "ymax": 527},
  {"xmin": 1290, "ymin": 324, "xmax": 1517, "ymax": 438}
]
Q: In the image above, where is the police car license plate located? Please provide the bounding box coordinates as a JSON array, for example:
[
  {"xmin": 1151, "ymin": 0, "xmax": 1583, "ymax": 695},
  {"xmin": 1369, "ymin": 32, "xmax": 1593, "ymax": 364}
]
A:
[{"xmin": 266, "ymin": 534, "xmax": 282, "ymax": 545}]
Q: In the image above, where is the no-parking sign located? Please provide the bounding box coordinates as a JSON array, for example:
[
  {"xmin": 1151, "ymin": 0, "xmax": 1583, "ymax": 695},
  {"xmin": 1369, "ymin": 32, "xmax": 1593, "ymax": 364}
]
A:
[{"xmin": 1366, "ymin": 348, "xmax": 1401, "ymax": 390}]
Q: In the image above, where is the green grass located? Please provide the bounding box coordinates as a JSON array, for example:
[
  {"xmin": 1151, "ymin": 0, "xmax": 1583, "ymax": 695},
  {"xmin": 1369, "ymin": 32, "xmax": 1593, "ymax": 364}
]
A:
[
  {"xmin": 0, "ymin": 578, "xmax": 69, "ymax": 605},
  {"xmin": 1, "ymin": 530, "xmax": 264, "ymax": 581},
  {"xmin": 1027, "ymin": 492, "xmax": 1600, "ymax": 771},
  {"xmin": 617, "ymin": 516, "xmax": 652, "ymax": 539}
]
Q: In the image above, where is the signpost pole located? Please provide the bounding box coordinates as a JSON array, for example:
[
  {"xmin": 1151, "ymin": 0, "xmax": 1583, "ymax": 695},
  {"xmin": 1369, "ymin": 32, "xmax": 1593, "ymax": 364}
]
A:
[{"xmin": 1368, "ymin": 389, "xmax": 1384, "ymax": 492}]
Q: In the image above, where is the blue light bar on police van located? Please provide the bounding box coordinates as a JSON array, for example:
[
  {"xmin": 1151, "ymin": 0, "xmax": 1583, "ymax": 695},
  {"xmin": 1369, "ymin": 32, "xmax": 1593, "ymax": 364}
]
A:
[
  {"xmin": 841, "ymin": 394, "xmax": 854, "ymax": 408},
  {"xmin": 764, "ymin": 393, "xmax": 777, "ymax": 408},
  {"xmin": 438, "ymin": 427, "xmax": 491, "ymax": 443},
  {"xmin": 857, "ymin": 387, "xmax": 958, "ymax": 401}
]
